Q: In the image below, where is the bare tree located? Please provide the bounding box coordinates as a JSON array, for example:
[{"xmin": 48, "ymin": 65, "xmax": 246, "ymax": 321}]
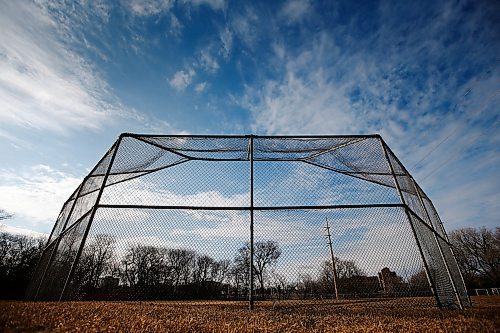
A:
[
  {"xmin": 319, "ymin": 258, "xmax": 365, "ymax": 295},
  {"xmin": 269, "ymin": 268, "xmax": 288, "ymax": 299},
  {"xmin": 192, "ymin": 255, "xmax": 214, "ymax": 285},
  {"xmin": 210, "ymin": 259, "xmax": 231, "ymax": 284},
  {"xmin": 319, "ymin": 257, "xmax": 363, "ymax": 283},
  {"xmin": 167, "ymin": 248, "xmax": 196, "ymax": 291},
  {"xmin": 254, "ymin": 241, "xmax": 281, "ymax": 295},
  {"xmin": 75, "ymin": 234, "xmax": 116, "ymax": 289},
  {"xmin": 449, "ymin": 227, "xmax": 500, "ymax": 287},
  {"xmin": 234, "ymin": 241, "xmax": 282, "ymax": 296},
  {"xmin": 121, "ymin": 245, "xmax": 165, "ymax": 287},
  {"xmin": 231, "ymin": 253, "xmax": 250, "ymax": 298}
]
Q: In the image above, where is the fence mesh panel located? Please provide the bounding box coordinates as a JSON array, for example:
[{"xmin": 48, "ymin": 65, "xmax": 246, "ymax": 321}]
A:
[
  {"xmin": 37, "ymin": 214, "xmax": 91, "ymax": 300},
  {"xmin": 64, "ymin": 208, "xmax": 249, "ymax": 301},
  {"xmin": 25, "ymin": 242, "xmax": 56, "ymax": 299},
  {"xmin": 253, "ymin": 207, "xmax": 434, "ymax": 308},
  {"xmin": 47, "ymin": 198, "xmax": 75, "ymax": 243},
  {"xmin": 436, "ymin": 237, "xmax": 471, "ymax": 307},
  {"xmin": 409, "ymin": 211, "xmax": 458, "ymax": 308},
  {"xmin": 28, "ymin": 135, "xmax": 468, "ymax": 309}
]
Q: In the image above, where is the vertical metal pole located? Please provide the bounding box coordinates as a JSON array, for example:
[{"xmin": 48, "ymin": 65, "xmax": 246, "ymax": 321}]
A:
[
  {"xmin": 249, "ymin": 135, "xmax": 255, "ymax": 310},
  {"xmin": 325, "ymin": 217, "xmax": 339, "ymax": 300},
  {"xmin": 412, "ymin": 178, "xmax": 464, "ymax": 310},
  {"xmin": 381, "ymin": 139, "xmax": 442, "ymax": 309},
  {"xmin": 59, "ymin": 136, "xmax": 122, "ymax": 301}
]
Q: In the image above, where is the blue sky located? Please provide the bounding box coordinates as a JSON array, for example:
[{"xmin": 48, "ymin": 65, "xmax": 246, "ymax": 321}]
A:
[{"xmin": 0, "ymin": 0, "xmax": 499, "ymax": 236}]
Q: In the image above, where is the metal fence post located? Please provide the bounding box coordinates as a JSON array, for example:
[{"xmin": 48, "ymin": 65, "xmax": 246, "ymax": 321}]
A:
[
  {"xmin": 380, "ymin": 139, "xmax": 442, "ymax": 309},
  {"xmin": 249, "ymin": 135, "xmax": 255, "ymax": 310},
  {"xmin": 58, "ymin": 135, "xmax": 123, "ymax": 301}
]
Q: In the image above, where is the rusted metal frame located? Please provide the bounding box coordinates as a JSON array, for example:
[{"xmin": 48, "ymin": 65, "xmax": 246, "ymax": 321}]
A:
[
  {"xmin": 411, "ymin": 177, "xmax": 464, "ymax": 309},
  {"xmin": 380, "ymin": 139, "xmax": 443, "ymax": 309},
  {"xmin": 58, "ymin": 136, "xmax": 123, "ymax": 301}
]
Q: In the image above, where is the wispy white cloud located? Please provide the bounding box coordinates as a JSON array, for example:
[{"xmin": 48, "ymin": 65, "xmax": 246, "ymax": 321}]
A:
[
  {"xmin": 0, "ymin": 1, "xmax": 169, "ymax": 138},
  {"xmin": 0, "ymin": 2, "xmax": 111, "ymax": 134},
  {"xmin": 124, "ymin": 0, "xmax": 174, "ymax": 16},
  {"xmin": 230, "ymin": 6, "xmax": 259, "ymax": 48},
  {"xmin": 195, "ymin": 82, "xmax": 208, "ymax": 93},
  {"xmin": 169, "ymin": 13, "xmax": 183, "ymax": 37},
  {"xmin": 0, "ymin": 165, "xmax": 81, "ymax": 225},
  {"xmin": 240, "ymin": 34, "xmax": 356, "ymax": 135},
  {"xmin": 218, "ymin": 27, "xmax": 233, "ymax": 59},
  {"xmin": 280, "ymin": 0, "xmax": 312, "ymax": 24},
  {"xmin": 238, "ymin": 1, "xmax": 500, "ymax": 231},
  {"xmin": 169, "ymin": 68, "xmax": 196, "ymax": 91},
  {"xmin": 199, "ymin": 47, "xmax": 220, "ymax": 73},
  {"xmin": 271, "ymin": 41, "xmax": 286, "ymax": 60}
]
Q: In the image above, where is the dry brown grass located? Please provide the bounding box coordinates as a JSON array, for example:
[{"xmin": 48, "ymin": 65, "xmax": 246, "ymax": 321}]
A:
[{"xmin": 1, "ymin": 296, "xmax": 499, "ymax": 332}]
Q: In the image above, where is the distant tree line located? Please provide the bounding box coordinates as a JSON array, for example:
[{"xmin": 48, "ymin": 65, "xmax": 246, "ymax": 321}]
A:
[
  {"xmin": 0, "ymin": 232, "xmax": 45, "ymax": 299},
  {"xmin": 449, "ymin": 226, "xmax": 499, "ymax": 288},
  {"xmin": 2, "ymin": 222, "xmax": 497, "ymax": 300},
  {"xmin": 67, "ymin": 238, "xmax": 283, "ymax": 300},
  {"xmin": 68, "ymin": 235, "xmax": 429, "ymax": 300}
]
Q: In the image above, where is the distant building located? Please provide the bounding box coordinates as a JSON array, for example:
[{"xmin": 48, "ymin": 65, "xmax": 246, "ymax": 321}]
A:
[
  {"xmin": 378, "ymin": 267, "xmax": 405, "ymax": 293},
  {"xmin": 99, "ymin": 276, "xmax": 119, "ymax": 289}
]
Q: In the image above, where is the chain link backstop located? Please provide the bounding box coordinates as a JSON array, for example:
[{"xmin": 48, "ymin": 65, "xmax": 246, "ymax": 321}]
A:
[{"xmin": 26, "ymin": 134, "xmax": 470, "ymax": 309}]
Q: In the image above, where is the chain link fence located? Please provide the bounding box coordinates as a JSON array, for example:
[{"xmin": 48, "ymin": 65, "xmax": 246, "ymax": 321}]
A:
[{"xmin": 26, "ymin": 134, "xmax": 470, "ymax": 309}]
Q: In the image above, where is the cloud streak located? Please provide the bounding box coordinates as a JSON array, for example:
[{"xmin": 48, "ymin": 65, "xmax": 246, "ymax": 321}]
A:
[
  {"xmin": 237, "ymin": 1, "xmax": 500, "ymax": 230},
  {"xmin": 0, "ymin": 2, "xmax": 121, "ymax": 134},
  {"xmin": 169, "ymin": 69, "xmax": 196, "ymax": 91}
]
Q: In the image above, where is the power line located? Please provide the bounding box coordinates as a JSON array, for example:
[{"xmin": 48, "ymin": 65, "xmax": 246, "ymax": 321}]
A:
[
  {"xmin": 413, "ymin": 90, "xmax": 500, "ymax": 170},
  {"xmin": 420, "ymin": 118, "xmax": 499, "ymax": 182}
]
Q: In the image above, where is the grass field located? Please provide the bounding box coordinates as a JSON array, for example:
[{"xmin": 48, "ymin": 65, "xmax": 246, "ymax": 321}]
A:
[{"xmin": 1, "ymin": 296, "xmax": 499, "ymax": 332}]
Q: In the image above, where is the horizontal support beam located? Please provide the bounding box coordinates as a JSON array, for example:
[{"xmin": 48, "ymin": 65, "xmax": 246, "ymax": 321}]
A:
[
  {"xmin": 125, "ymin": 133, "xmax": 381, "ymax": 139},
  {"xmin": 97, "ymin": 203, "xmax": 405, "ymax": 211}
]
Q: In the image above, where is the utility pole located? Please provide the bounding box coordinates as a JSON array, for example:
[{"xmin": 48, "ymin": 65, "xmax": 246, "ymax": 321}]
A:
[{"xmin": 324, "ymin": 217, "xmax": 339, "ymax": 300}]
